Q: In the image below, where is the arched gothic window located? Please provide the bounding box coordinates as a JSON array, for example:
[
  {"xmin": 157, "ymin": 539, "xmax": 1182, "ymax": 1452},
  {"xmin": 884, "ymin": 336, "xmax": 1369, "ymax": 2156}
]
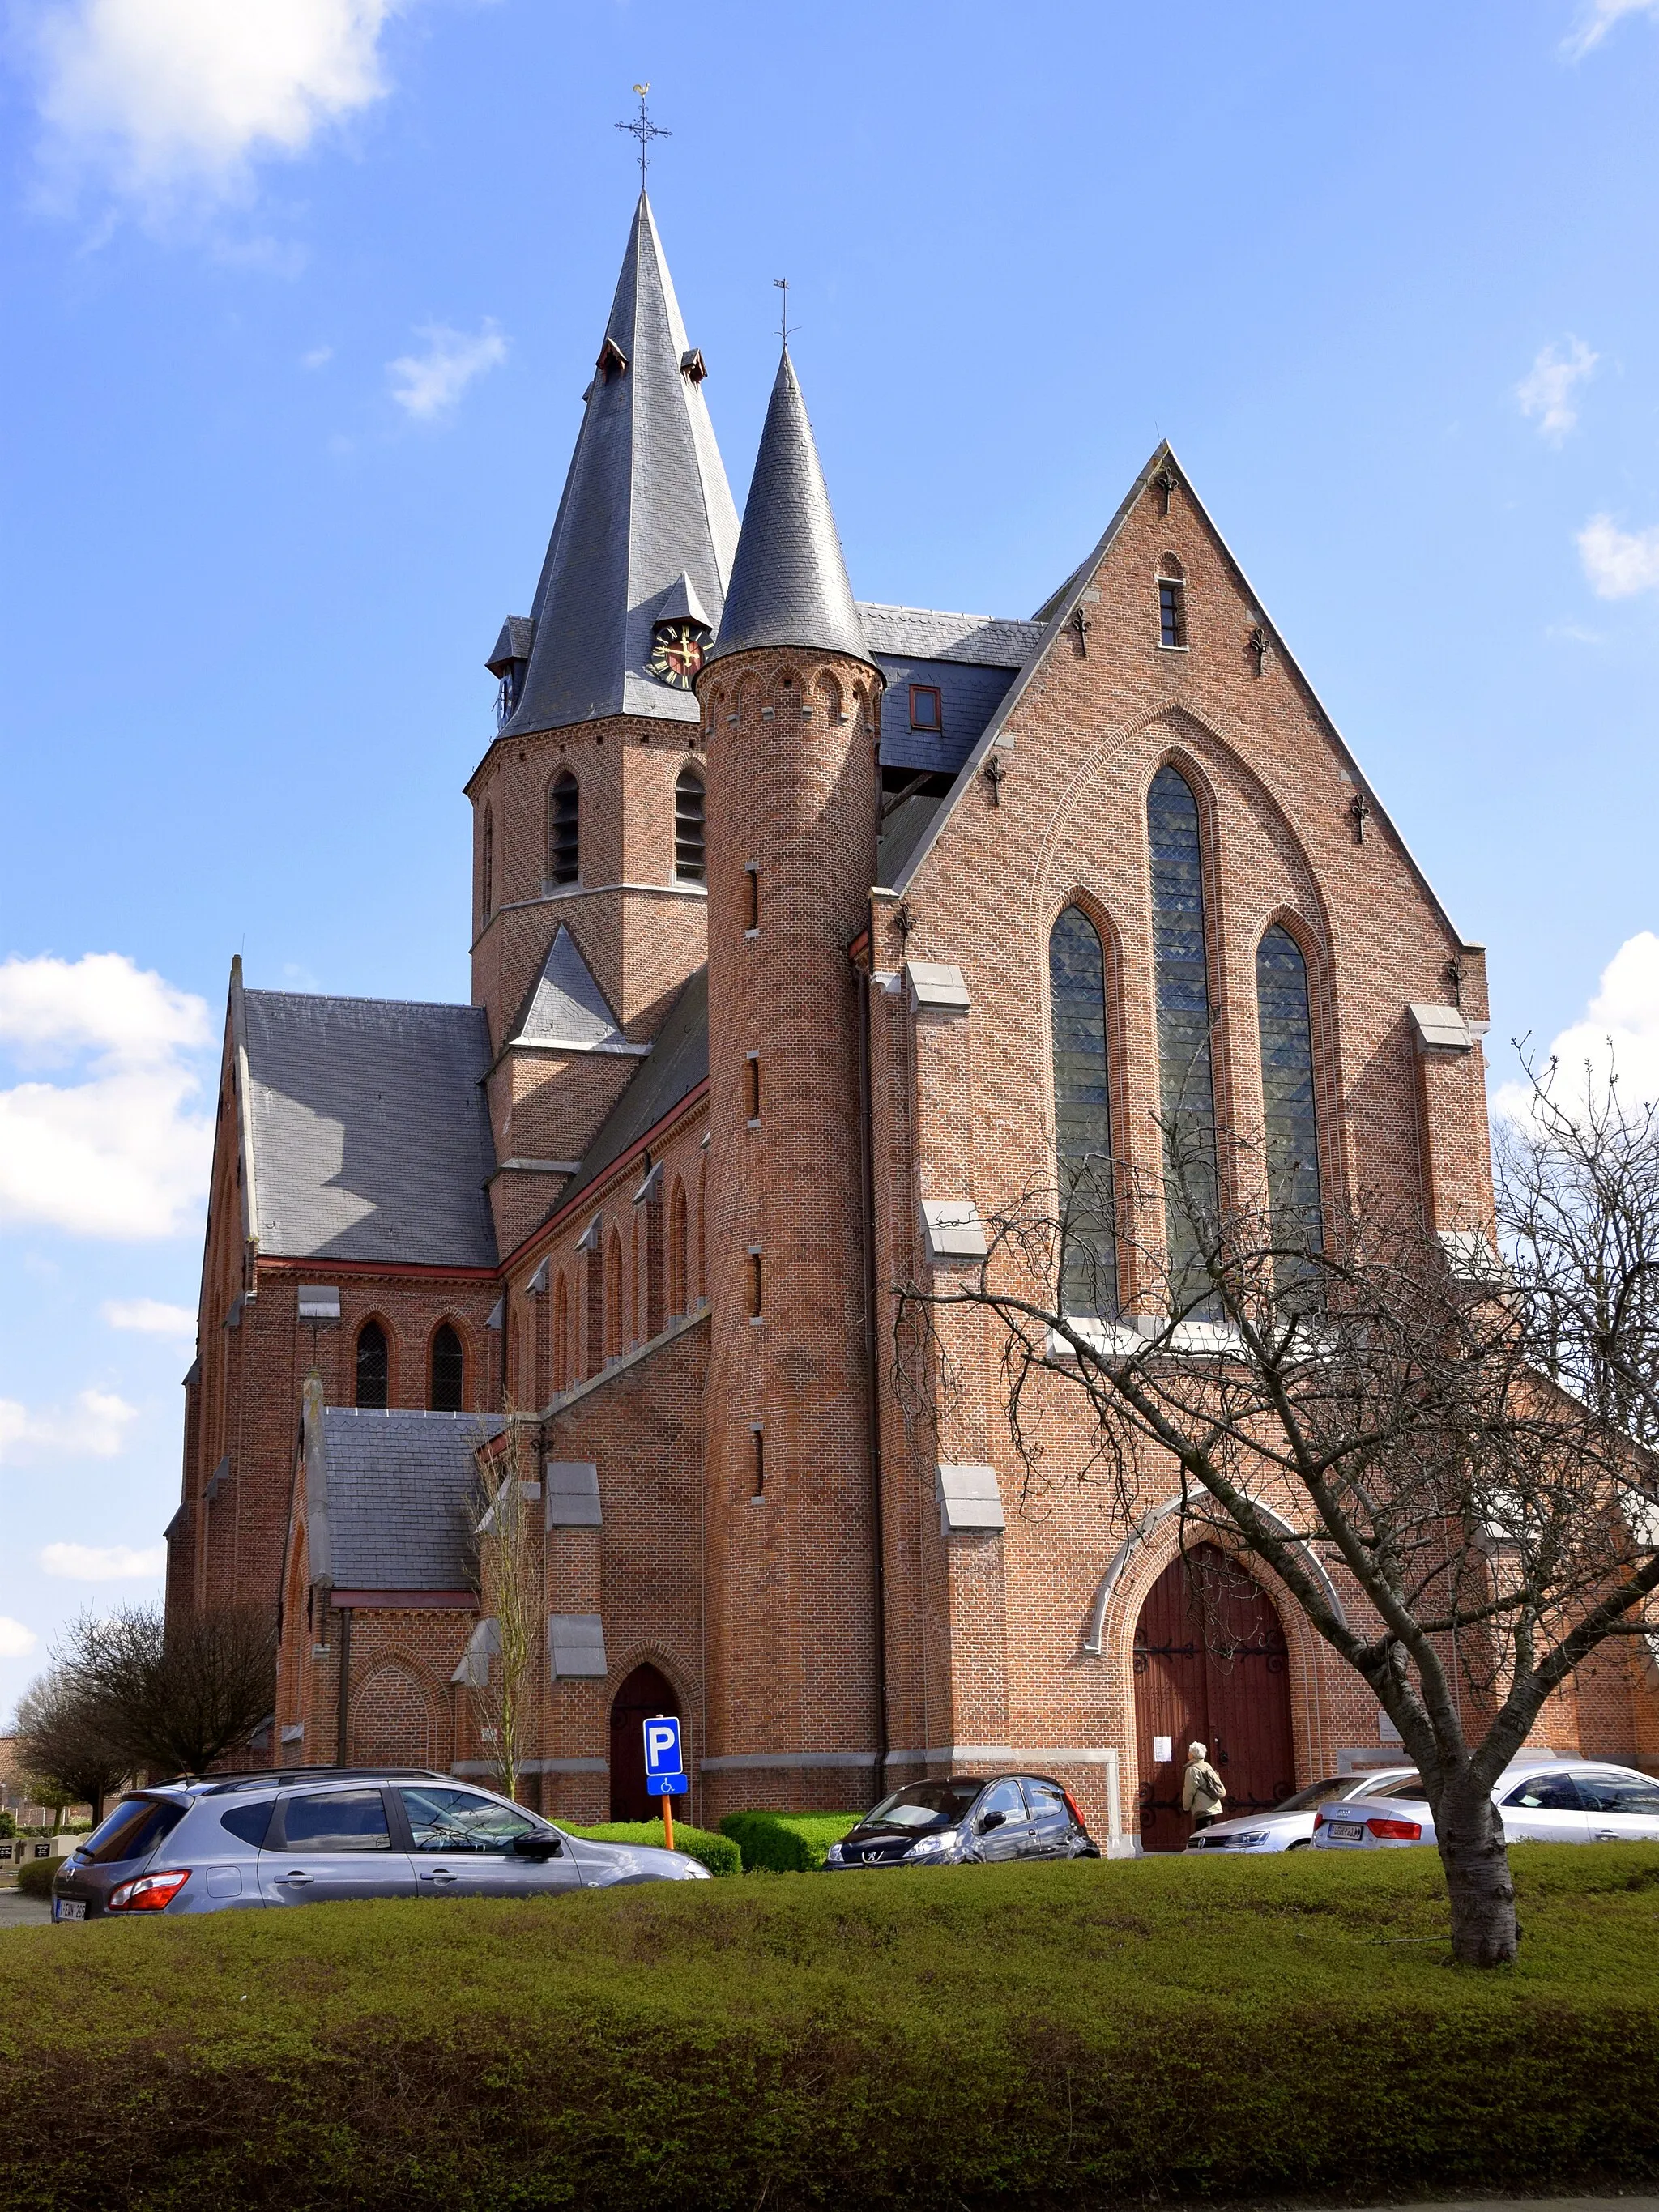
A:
[
  {"xmin": 669, "ymin": 1178, "xmax": 688, "ymax": 1319},
  {"xmin": 552, "ymin": 1273, "xmax": 569, "ymax": 1395},
  {"xmin": 356, "ymin": 1319, "xmax": 389, "ymax": 1409},
  {"xmin": 481, "ymin": 808, "xmax": 494, "ymax": 923},
  {"xmin": 1049, "ymin": 906, "xmax": 1116, "ymax": 1315},
  {"xmin": 1148, "ymin": 765, "xmax": 1220, "ymax": 1306},
  {"xmin": 1256, "ymin": 924, "xmax": 1324, "ymax": 1283},
  {"xmin": 606, "ymin": 1228, "xmax": 624, "ymax": 1362},
  {"xmin": 548, "ymin": 770, "xmax": 579, "ymax": 887},
  {"xmin": 429, "ymin": 1323, "xmax": 463, "ymax": 1411},
  {"xmin": 674, "ymin": 767, "xmax": 706, "ymax": 883},
  {"xmin": 696, "ymin": 1158, "xmax": 708, "ymax": 1303}
]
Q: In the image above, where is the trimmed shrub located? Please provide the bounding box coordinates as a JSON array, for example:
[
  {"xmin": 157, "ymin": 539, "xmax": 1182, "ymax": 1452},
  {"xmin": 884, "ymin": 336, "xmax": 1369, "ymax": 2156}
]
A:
[
  {"xmin": 565, "ymin": 1820, "xmax": 741, "ymax": 1880},
  {"xmin": 4, "ymin": 1849, "xmax": 1659, "ymax": 2210},
  {"xmin": 15, "ymin": 1855, "xmax": 58, "ymax": 1900},
  {"xmin": 720, "ymin": 1809, "xmax": 862, "ymax": 1873}
]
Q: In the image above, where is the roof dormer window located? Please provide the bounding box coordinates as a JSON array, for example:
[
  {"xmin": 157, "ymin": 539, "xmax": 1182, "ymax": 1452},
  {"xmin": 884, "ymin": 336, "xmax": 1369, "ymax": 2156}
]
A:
[
  {"xmin": 909, "ymin": 684, "xmax": 943, "ymax": 734},
  {"xmin": 597, "ymin": 336, "xmax": 629, "ymax": 381},
  {"xmin": 680, "ymin": 347, "xmax": 707, "ymax": 385}
]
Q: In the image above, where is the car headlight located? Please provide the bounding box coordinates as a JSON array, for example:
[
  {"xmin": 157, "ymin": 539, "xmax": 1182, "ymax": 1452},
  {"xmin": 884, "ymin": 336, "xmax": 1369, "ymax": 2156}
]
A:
[
  {"xmin": 904, "ymin": 1829, "xmax": 959, "ymax": 1859},
  {"xmin": 1232, "ymin": 1831, "xmax": 1269, "ymax": 1846},
  {"xmin": 825, "ymin": 1842, "xmax": 845, "ymax": 1865}
]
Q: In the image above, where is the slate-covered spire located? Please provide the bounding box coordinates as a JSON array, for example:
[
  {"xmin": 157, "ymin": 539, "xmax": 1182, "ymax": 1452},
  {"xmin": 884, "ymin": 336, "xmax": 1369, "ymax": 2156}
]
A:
[
  {"xmin": 710, "ymin": 348, "xmax": 871, "ymax": 667},
  {"xmin": 500, "ymin": 194, "xmax": 740, "ymax": 737}
]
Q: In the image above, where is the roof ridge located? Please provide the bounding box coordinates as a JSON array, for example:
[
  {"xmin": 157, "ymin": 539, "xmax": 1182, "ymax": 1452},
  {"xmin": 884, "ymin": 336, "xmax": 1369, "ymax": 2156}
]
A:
[{"xmin": 243, "ymin": 987, "xmax": 485, "ymax": 1016}]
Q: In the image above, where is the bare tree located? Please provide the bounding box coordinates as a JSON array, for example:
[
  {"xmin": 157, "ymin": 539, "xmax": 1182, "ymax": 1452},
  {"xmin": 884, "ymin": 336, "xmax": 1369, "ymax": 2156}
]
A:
[
  {"xmin": 898, "ymin": 1083, "xmax": 1659, "ymax": 1968},
  {"xmin": 58, "ymin": 1604, "xmax": 277, "ymax": 1778},
  {"xmin": 12, "ymin": 1667, "xmax": 128, "ymax": 1823},
  {"xmin": 468, "ymin": 1412, "xmax": 540, "ymax": 1804}
]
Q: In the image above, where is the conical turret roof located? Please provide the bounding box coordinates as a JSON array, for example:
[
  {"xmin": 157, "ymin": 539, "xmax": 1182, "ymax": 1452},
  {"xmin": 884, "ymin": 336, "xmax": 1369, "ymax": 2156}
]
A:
[
  {"xmin": 710, "ymin": 349, "xmax": 871, "ymax": 667},
  {"xmin": 500, "ymin": 194, "xmax": 740, "ymax": 736}
]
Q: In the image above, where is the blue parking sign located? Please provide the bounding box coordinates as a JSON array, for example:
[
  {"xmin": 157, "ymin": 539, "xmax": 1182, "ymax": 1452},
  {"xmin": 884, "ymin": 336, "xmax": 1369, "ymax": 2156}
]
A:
[{"xmin": 643, "ymin": 1715, "xmax": 686, "ymax": 1795}]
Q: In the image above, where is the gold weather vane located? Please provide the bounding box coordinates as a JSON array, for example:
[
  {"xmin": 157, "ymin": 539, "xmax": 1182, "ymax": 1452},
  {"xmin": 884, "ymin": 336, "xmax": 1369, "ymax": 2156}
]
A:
[{"xmin": 616, "ymin": 85, "xmax": 670, "ymax": 186}]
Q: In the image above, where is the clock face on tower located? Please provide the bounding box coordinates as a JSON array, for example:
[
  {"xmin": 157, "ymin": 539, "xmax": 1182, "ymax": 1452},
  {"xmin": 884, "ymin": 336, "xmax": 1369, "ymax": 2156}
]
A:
[{"xmin": 647, "ymin": 618, "xmax": 709, "ymax": 690}]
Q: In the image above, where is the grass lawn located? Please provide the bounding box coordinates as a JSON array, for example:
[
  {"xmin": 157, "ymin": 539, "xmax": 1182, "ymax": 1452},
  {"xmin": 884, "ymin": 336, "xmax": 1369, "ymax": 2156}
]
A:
[{"xmin": 2, "ymin": 1845, "xmax": 1657, "ymax": 2210}]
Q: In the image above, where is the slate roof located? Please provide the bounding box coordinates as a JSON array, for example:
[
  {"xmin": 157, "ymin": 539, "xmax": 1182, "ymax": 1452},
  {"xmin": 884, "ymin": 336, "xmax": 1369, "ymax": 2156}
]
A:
[
  {"xmin": 557, "ymin": 965, "xmax": 709, "ymax": 1213},
  {"xmin": 710, "ymin": 350, "xmax": 871, "ymax": 667},
  {"xmin": 310, "ymin": 1408, "xmax": 503, "ymax": 1592},
  {"xmin": 856, "ymin": 604, "xmax": 1042, "ymax": 667},
  {"xmin": 502, "ymin": 925, "xmax": 642, "ymax": 1056},
  {"xmin": 498, "ymin": 192, "xmax": 739, "ymax": 738},
  {"xmin": 241, "ymin": 987, "xmax": 498, "ymax": 1268}
]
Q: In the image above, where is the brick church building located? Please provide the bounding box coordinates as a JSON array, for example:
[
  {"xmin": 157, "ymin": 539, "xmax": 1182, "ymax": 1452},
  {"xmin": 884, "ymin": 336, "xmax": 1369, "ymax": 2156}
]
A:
[{"xmin": 164, "ymin": 190, "xmax": 1659, "ymax": 1846}]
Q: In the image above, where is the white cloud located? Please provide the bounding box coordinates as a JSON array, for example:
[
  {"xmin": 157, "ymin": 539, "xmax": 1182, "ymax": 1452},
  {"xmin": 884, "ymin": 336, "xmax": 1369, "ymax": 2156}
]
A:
[
  {"xmin": 1563, "ymin": 0, "xmax": 1659, "ymax": 57},
  {"xmin": 1516, "ymin": 338, "xmax": 1597, "ymax": 441},
  {"xmin": 388, "ymin": 322, "xmax": 507, "ymax": 420},
  {"xmin": 302, "ymin": 344, "xmax": 334, "ymax": 370},
  {"xmin": 0, "ymin": 1619, "xmax": 39, "ymax": 1659},
  {"xmin": 1577, "ymin": 514, "xmax": 1659, "ymax": 599},
  {"xmin": 1496, "ymin": 932, "xmax": 1659, "ymax": 1123},
  {"xmin": 0, "ymin": 953, "xmax": 213, "ymax": 1239},
  {"xmin": 103, "ymin": 1298, "xmax": 196, "ymax": 1338},
  {"xmin": 0, "ymin": 1388, "xmax": 138, "ymax": 1466},
  {"xmin": 41, "ymin": 1541, "xmax": 166, "ymax": 1581},
  {"xmin": 28, "ymin": 0, "xmax": 399, "ymax": 210}
]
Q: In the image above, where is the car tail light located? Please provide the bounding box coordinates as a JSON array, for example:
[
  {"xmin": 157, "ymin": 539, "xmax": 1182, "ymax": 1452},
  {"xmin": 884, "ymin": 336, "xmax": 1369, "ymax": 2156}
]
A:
[
  {"xmin": 1061, "ymin": 1789, "xmax": 1086, "ymax": 1830},
  {"xmin": 108, "ymin": 1869, "xmax": 191, "ymax": 1912},
  {"xmin": 1312, "ymin": 1811, "xmax": 1326, "ymax": 1828},
  {"xmin": 1366, "ymin": 1818, "xmax": 1422, "ymax": 1842}
]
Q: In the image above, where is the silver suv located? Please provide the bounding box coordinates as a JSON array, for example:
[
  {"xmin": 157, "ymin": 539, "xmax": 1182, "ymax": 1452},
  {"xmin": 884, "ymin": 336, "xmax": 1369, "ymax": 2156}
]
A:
[{"xmin": 49, "ymin": 1767, "xmax": 710, "ymax": 1920}]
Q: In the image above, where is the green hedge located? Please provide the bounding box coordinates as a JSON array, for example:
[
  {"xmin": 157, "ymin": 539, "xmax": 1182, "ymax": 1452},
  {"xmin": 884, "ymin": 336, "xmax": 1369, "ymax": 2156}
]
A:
[
  {"xmin": 14, "ymin": 1855, "xmax": 58, "ymax": 1900},
  {"xmin": 565, "ymin": 1820, "xmax": 741, "ymax": 1879},
  {"xmin": 5, "ymin": 1848, "xmax": 1659, "ymax": 2210},
  {"xmin": 719, "ymin": 1809, "xmax": 862, "ymax": 1872}
]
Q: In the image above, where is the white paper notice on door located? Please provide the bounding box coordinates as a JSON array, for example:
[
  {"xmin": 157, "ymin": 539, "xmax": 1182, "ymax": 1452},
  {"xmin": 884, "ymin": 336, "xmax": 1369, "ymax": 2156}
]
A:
[{"xmin": 1153, "ymin": 1735, "xmax": 1172, "ymax": 1764}]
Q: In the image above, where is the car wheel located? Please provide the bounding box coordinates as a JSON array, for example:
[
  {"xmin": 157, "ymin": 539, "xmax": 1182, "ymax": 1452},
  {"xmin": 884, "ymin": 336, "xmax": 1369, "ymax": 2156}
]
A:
[{"xmin": 1286, "ymin": 1838, "xmax": 1311, "ymax": 1851}]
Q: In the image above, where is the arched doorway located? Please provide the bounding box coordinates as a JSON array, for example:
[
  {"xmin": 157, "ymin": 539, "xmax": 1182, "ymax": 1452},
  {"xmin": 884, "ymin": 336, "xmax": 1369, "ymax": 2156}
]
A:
[
  {"xmin": 1132, "ymin": 1543, "xmax": 1294, "ymax": 1852},
  {"xmin": 608, "ymin": 1663, "xmax": 680, "ymax": 1822}
]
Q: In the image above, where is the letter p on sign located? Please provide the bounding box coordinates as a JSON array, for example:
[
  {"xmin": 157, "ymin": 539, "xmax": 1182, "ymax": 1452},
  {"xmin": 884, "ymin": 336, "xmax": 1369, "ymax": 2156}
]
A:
[{"xmin": 645, "ymin": 1720, "xmax": 679, "ymax": 1773}]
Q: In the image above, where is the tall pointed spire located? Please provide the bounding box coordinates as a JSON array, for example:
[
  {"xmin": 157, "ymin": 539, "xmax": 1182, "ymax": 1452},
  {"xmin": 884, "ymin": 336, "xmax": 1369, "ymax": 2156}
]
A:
[
  {"xmin": 501, "ymin": 194, "xmax": 740, "ymax": 737},
  {"xmin": 710, "ymin": 349, "xmax": 871, "ymax": 667}
]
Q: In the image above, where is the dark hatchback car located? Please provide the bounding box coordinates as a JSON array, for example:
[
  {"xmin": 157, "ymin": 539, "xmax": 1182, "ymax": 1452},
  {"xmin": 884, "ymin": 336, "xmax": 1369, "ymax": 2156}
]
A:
[{"xmin": 824, "ymin": 1775, "xmax": 1100, "ymax": 1869}]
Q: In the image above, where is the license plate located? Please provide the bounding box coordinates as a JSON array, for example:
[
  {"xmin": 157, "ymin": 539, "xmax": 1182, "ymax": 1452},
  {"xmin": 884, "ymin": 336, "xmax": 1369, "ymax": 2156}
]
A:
[
  {"xmin": 1325, "ymin": 1821, "xmax": 1365, "ymax": 1842},
  {"xmin": 53, "ymin": 1898, "xmax": 86, "ymax": 1921}
]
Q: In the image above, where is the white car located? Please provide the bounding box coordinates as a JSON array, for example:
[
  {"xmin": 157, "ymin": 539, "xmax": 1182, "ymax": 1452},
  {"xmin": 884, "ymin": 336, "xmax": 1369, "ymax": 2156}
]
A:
[
  {"xmin": 1311, "ymin": 1755, "xmax": 1659, "ymax": 1851},
  {"xmin": 1184, "ymin": 1767, "xmax": 1420, "ymax": 1853}
]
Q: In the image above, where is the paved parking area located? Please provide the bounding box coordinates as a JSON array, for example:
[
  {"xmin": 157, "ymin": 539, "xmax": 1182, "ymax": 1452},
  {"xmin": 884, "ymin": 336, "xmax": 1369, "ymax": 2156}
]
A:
[{"xmin": 0, "ymin": 1890, "xmax": 52, "ymax": 1929}]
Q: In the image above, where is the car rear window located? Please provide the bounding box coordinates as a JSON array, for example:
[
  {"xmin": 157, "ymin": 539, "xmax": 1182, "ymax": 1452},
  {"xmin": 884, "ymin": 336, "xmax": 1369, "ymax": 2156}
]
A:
[
  {"xmin": 279, "ymin": 1789, "xmax": 392, "ymax": 1852},
  {"xmin": 81, "ymin": 1797, "xmax": 187, "ymax": 1865},
  {"xmin": 220, "ymin": 1801, "xmax": 276, "ymax": 1848}
]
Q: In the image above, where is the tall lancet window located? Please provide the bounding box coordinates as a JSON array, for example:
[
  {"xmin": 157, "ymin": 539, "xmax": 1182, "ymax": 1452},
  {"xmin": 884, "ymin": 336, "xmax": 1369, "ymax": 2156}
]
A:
[
  {"xmin": 481, "ymin": 808, "xmax": 494, "ymax": 923},
  {"xmin": 1049, "ymin": 906, "xmax": 1116, "ymax": 1316},
  {"xmin": 674, "ymin": 767, "xmax": 706, "ymax": 882},
  {"xmin": 1148, "ymin": 765, "xmax": 1221, "ymax": 1306},
  {"xmin": 1256, "ymin": 924, "xmax": 1324, "ymax": 1286},
  {"xmin": 356, "ymin": 1320, "xmax": 389, "ymax": 1409},
  {"xmin": 548, "ymin": 772, "xmax": 579, "ymax": 888}
]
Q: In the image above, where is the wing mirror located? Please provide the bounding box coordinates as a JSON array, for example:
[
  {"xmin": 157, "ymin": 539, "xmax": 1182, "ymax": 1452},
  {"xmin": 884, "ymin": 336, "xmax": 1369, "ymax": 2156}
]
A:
[
  {"xmin": 512, "ymin": 1832, "xmax": 563, "ymax": 1860},
  {"xmin": 977, "ymin": 1809, "xmax": 1005, "ymax": 1834}
]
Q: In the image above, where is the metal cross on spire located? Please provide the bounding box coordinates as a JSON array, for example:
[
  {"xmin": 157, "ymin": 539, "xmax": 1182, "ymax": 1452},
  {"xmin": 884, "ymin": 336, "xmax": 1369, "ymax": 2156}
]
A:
[
  {"xmin": 774, "ymin": 276, "xmax": 797, "ymax": 347},
  {"xmin": 616, "ymin": 84, "xmax": 670, "ymax": 185}
]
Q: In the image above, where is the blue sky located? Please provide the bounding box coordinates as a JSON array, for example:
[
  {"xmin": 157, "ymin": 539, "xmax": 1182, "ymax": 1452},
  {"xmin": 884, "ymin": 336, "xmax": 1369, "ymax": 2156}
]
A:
[{"xmin": 3, "ymin": 0, "xmax": 1659, "ymax": 1719}]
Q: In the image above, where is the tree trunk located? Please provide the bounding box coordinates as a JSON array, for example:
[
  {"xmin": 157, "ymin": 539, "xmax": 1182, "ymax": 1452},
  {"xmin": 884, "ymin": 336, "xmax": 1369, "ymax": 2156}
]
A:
[{"xmin": 1436, "ymin": 1781, "xmax": 1517, "ymax": 1965}]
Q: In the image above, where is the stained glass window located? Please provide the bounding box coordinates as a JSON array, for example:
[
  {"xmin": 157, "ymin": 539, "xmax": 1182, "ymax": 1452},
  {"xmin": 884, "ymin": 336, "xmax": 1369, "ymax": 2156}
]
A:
[
  {"xmin": 1049, "ymin": 905, "xmax": 1116, "ymax": 1315},
  {"xmin": 1256, "ymin": 924, "xmax": 1323, "ymax": 1283},
  {"xmin": 356, "ymin": 1320, "xmax": 389, "ymax": 1409},
  {"xmin": 429, "ymin": 1323, "xmax": 463, "ymax": 1412},
  {"xmin": 1148, "ymin": 765, "xmax": 1219, "ymax": 1306}
]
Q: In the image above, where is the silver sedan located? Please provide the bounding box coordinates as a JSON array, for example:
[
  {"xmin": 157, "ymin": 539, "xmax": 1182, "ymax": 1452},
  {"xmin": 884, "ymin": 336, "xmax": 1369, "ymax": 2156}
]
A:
[
  {"xmin": 1184, "ymin": 1766, "xmax": 1420, "ymax": 1854},
  {"xmin": 1311, "ymin": 1756, "xmax": 1659, "ymax": 1851},
  {"xmin": 49, "ymin": 1767, "xmax": 711, "ymax": 1920}
]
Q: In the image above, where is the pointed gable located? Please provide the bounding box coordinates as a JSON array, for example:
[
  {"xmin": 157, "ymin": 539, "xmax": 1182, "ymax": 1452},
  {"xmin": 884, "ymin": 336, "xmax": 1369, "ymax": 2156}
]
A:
[
  {"xmin": 710, "ymin": 350, "xmax": 871, "ymax": 667},
  {"xmin": 501, "ymin": 193, "xmax": 740, "ymax": 738},
  {"xmin": 503, "ymin": 924, "xmax": 646, "ymax": 1056}
]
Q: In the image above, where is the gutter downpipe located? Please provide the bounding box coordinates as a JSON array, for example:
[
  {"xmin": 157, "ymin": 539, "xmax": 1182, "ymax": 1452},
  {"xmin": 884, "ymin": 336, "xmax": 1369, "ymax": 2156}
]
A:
[{"xmin": 855, "ymin": 903, "xmax": 890, "ymax": 1779}]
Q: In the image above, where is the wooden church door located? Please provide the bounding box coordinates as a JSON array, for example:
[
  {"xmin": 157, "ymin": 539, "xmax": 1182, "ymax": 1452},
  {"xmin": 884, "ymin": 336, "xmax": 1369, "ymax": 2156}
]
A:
[
  {"xmin": 1132, "ymin": 1544, "xmax": 1294, "ymax": 1852},
  {"xmin": 609, "ymin": 1663, "xmax": 680, "ymax": 1822}
]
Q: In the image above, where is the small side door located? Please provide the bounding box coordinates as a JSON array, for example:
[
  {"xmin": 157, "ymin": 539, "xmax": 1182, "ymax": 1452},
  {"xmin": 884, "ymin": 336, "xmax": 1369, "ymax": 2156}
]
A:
[
  {"xmin": 1020, "ymin": 1776, "xmax": 1074, "ymax": 1859},
  {"xmin": 394, "ymin": 1784, "xmax": 582, "ymax": 1899},
  {"xmin": 1499, "ymin": 1771, "xmax": 1590, "ymax": 1844},
  {"xmin": 970, "ymin": 1779, "xmax": 1033, "ymax": 1863},
  {"xmin": 1575, "ymin": 1768, "xmax": 1659, "ymax": 1843},
  {"xmin": 258, "ymin": 1787, "xmax": 416, "ymax": 1907}
]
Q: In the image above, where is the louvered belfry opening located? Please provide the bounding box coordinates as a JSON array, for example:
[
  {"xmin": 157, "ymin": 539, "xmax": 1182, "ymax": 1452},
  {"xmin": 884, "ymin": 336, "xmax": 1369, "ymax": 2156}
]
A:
[
  {"xmin": 548, "ymin": 771, "xmax": 580, "ymax": 886},
  {"xmin": 674, "ymin": 767, "xmax": 706, "ymax": 881}
]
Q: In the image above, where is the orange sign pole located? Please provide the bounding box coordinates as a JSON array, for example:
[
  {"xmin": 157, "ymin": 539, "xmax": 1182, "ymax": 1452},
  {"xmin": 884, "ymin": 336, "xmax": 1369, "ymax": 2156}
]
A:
[{"xmin": 661, "ymin": 1792, "xmax": 675, "ymax": 1851}]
